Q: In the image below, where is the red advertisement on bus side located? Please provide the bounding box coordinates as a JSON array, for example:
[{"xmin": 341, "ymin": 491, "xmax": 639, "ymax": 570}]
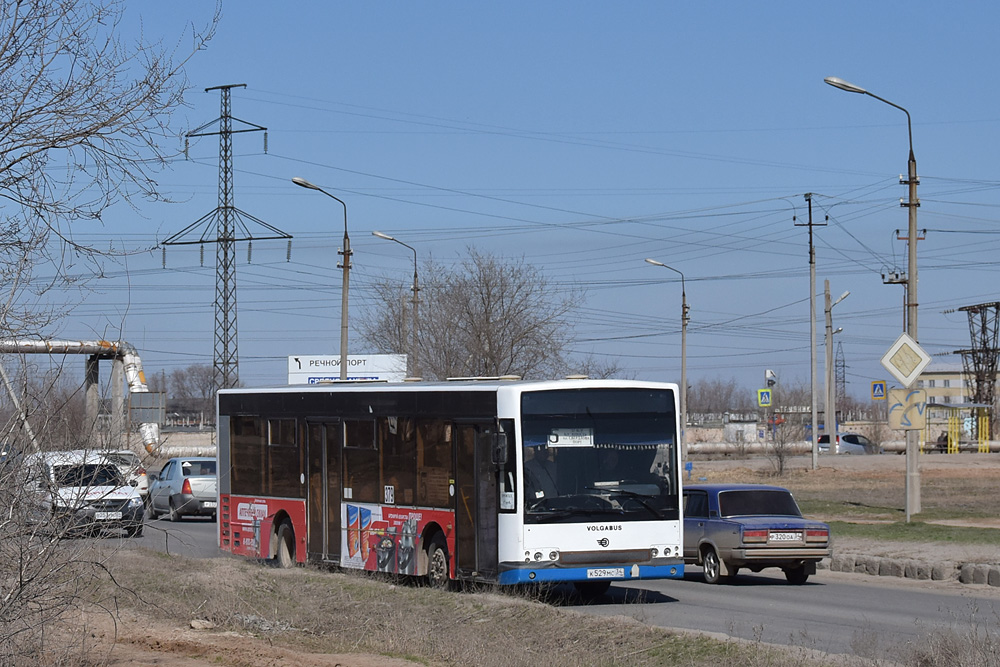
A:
[
  {"xmin": 220, "ymin": 494, "xmax": 307, "ymax": 561},
  {"xmin": 343, "ymin": 503, "xmax": 454, "ymax": 575}
]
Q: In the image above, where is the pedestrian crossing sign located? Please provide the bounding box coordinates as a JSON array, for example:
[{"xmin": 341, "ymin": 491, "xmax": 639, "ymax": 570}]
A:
[
  {"xmin": 871, "ymin": 381, "xmax": 886, "ymax": 400},
  {"xmin": 757, "ymin": 389, "xmax": 772, "ymax": 407}
]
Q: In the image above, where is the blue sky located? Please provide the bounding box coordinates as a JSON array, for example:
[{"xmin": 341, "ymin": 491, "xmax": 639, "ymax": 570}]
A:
[{"xmin": 49, "ymin": 2, "xmax": 1000, "ymax": 397}]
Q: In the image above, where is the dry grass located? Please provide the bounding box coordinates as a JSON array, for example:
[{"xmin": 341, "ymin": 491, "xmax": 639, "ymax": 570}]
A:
[{"xmin": 84, "ymin": 548, "xmax": 846, "ymax": 667}]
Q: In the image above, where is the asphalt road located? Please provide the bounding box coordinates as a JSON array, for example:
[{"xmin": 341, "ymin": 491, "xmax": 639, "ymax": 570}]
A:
[
  {"xmin": 570, "ymin": 567, "xmax": 1000, "ymax": 657},
  {"xmin": 126, "ymin": 513, "xmax": 221, "ymax": 559}
]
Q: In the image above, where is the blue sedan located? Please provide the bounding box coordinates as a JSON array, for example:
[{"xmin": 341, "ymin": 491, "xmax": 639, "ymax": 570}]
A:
[{"xmin": 683, "ymin": 483, "xmax": 831, "ymax": 584}]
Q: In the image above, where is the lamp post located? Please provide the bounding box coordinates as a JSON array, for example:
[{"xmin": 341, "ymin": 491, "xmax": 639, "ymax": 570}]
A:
[
  {"xmin": 645, "ymin": 258, "xmax": 689, "ymax": 458},
  {"xmin": 824, "ymin": 281, "xmax": 849, "ymax": 450},
  {"xmin": 373, "ymin": 231, "xmax": 420, "ymax": 378},
  {"xmin": 292, "ymin": 176, "xmax": 351, "ymax": 381},
  {"xmin": 825, "ymin": 76, "xmax": 921, "ymax": 518}
]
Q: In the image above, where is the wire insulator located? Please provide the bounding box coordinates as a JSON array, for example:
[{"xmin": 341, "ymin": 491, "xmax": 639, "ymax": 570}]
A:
[
  {"xmin": 162, "ymin": 246, "xmax": 166, "ymax": 269},
  {"xmin": 247, "ymin": 241, "xmax": 253, "ymax": 264},
  {"xmin": 263, "ymin": 132, "xmax": 268, "ymax": 154},
  {"xmin": 200, "ymin": 243, "xmax": 204, "ymax": 267},
  {"xmin": 286, "ymin": 239, "xmax": 292, "ymax": 262}
]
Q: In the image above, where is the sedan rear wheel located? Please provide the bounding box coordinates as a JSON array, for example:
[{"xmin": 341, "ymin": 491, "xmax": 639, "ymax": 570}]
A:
[
  {"xmin": 785, "ymin": 565, "xmax": 809, "ymax": 585},
  {"xmin": 702, "ymin": 546, "xmax": 726, "ymax": 584},
  {"xmin": 168, "ymin": 499, "xmax": 181, "ymax": 522}
]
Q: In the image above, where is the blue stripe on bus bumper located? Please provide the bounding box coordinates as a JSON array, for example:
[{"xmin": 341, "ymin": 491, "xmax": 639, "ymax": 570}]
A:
[{"xmin": 496, "ymin": 561, "xmax": 684, "ymax": 585}]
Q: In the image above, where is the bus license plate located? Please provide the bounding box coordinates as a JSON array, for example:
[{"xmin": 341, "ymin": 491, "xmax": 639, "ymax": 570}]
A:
[
  {"xmin": 203, "ymin": 501, "xmax": 217, "ymax": 509},
  {"xmin": 95, "ymin": 512, "xmax": 122, "ymax": 520},
  {"xmin": 586, "ymin": 568, "xmax": 624, "ymax": 579},
  {"xmin": 770, "ymin": 532, "xmax": 801, "ymax": 542}
]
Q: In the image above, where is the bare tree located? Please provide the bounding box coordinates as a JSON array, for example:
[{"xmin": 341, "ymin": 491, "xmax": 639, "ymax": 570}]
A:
[
  {"xmin": 362, "ymin": 249, "xmax": 582, "ymax": 380},
  {"xmin": 0, "ymin": 0, "xmax": 218, "ymax": 338},
  {"xmin": 169, "ymin": 363, "xmax": 214, "ymax": 415},
  {"xmin": 0, "ymin": 0, "xmax": 216, "ymax": 660},
  {"xmin": 687, "ymin": 376, "xmax": 756, "ymax": 414}
]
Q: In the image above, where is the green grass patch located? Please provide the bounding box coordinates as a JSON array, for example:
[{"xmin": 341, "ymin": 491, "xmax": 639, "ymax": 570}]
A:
[
  {"xmin": 798, "ymin": 499, "xmax": 901, "ymax": 518},
  {"xmin": 828, "ymin": 520, "xmax": 1000, "ymax": 544}
]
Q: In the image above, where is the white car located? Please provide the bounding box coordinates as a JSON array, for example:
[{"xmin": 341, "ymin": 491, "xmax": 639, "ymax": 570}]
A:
[
  {"xmin": 818, "ymin": 433, "xmax": 880, "ymax": 455},
  {"xmin": 25, "ymin": 450, "xmax": 145, "ymax": 537}
]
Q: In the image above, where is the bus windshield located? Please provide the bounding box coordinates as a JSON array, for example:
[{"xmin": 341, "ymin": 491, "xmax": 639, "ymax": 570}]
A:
[{"xmin": 520, "ymin": 388, "xmax": 678, "ymax": 524}]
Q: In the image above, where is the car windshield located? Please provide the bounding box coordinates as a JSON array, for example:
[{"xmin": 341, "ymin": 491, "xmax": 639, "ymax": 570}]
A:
[
  {"xmin": 104, "ymin": 453, "xmax": 140, "ymax": 470},
  {"xmin": 718, "ymin": 489, "xmax": 802, "ymax": 518},
  {"xmin": 53, "ymin": 463, "xmax": 125, "ymax": 488}
]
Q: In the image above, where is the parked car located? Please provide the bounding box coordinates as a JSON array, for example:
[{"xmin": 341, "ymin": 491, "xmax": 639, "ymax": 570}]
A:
[
  {"xmin": 818, "ymin": 433, "xmax": 880, "ymax": 455},
  {"xmin": 148, "ymin": 457, "xmax": 218, "ymax": 521},
  {"xmin": 24, "ymin": 450, "xmax": 145, "ymax": 537},
  {"xmin": 683, "ymin": 483, "xmax": 831, "ymax": 584},
  {"xmin": 101, "ymin": 449, "xmax": 149, "ymax": 498}
]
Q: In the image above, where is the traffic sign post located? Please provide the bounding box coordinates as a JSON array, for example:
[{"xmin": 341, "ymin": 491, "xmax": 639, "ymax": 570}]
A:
[
  {"xmin": 757, "ymin": 389, "xmax": 772, "ymax": 407},
  {"xmin": 880, "ymin": 333, "xmax": 931, "ymax": 389},
  {"xmin": 871, "ymin": 380, "xmax": 886, "ymax": 400}
]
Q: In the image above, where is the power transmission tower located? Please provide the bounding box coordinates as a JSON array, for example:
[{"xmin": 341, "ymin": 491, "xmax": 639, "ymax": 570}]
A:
[
  {"xmin": 955, "ymin": 301, "xmax": 1000, "ymax": 440},
  {"xmin": 163, "ymin": 84, "xmax": 291, "ymax": 391},
  {"xmin": 835, "ymin": 340, "xmax": 847, "ymax": 403}
]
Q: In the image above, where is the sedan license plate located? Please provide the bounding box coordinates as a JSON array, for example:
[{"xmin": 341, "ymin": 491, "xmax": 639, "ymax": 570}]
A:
[
  {"xmin": 769, "ymin": 531, "xmax": 801, "ymax": 542},
  {"xmin": 95, "ymin": 511, "xmax": 122, "ymax": 520},
  {"xmin": 203, "ymin": 501, "xmax": 217, "ymax": 509},
  {"xmin": 586, "ymin": 567, "xmax": 624, "ymax": 579}
]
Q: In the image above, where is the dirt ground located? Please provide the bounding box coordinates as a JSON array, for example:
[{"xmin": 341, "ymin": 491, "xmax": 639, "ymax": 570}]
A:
[{"xmin": 74, "ymin": 453, "xmax": 1000, "ymax": 666}]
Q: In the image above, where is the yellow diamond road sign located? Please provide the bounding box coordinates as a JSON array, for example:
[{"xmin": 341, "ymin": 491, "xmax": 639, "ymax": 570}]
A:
[{"xmin": 880, "ymin": 332, "xmax": 931, "ymax": 388}]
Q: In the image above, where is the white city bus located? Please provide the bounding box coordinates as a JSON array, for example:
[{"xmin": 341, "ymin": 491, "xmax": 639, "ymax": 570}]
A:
[{"xmin": 217, "ymin": 378, "xmax": 683, "ymax": 595}]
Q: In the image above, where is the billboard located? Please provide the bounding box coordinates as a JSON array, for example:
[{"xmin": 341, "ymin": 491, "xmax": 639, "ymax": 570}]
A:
[{"xmin": 287, "ymin": 354, "xmax": 407, "ymax": 384}]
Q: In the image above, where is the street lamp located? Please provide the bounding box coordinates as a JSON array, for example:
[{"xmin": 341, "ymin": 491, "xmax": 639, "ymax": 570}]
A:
[
  {"xmin": 292, "ymin": 176, "xmax": 351, "ymax": 381},
  {"xmin": 824, "ymin": 281, "xmax": 849, "ymax": 451},
  {"xmin": 645, "ymin": 258, "xmax": 689, "ymax": 458},
  {"xmin": 825, "ymin": 76, "xmax": 921, "ymax": 518},
  {"xmin": 373, "ymin": 231, "xmax": 420, "ymax": 378}
]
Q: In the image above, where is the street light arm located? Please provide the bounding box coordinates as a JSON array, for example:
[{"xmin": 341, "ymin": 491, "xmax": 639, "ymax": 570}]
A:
[
  {"xmin": 824, "ymin": 78, "xmax": 913, "ymax": 156},
  {"xmin": 644, "ymin": 258, "xmax": 686, "ymax": 297},
  {"xmin": 294, "ymin": 177, "xmax": 348, "ymax": 235}
]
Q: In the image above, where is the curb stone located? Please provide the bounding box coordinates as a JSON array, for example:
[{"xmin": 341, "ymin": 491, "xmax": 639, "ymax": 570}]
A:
[{"xmin": 832, "ymin": 554, "xmax": 1000, "ymax": 586}]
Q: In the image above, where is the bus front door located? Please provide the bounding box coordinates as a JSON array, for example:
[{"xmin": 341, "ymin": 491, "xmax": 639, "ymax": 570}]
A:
[{"xmin": 455, "ymin": 423, "xmax": 499, "ymax": 579}]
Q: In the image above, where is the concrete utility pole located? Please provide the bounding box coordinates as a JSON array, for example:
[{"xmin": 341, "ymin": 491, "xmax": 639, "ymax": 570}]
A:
[
  {"xmin": 825, "ymin": 76, "xmax": 921, "ymax": 519},
  {"xmin": 796, "ymin": 193, "xmax": 826, "ymax": 470},
  {"xmin": 825, "ymin": 281, "xmax": 849, "ymax": 451}
]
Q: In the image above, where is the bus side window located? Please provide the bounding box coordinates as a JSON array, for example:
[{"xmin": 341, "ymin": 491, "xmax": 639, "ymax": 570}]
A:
[
  {"xmin": 416, "ymin": 418, "xmax": 452, "ymax": 508},
  {"xmin": 498, "ymin": 418, "xmax": 517, "ymax": 512},
  {"xmin": 231, "ymin": 416, "xmax": 264, "ymax": 496},
  {"xmin": 344, "ymin": 420, "xmax": 378, "ymax": 503},
  {"xmin": 378, "ymin": 416, "xmax": 416, "ymax": 506}
]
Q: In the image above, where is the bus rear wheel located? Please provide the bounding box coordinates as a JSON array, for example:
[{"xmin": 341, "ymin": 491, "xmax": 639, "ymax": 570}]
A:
[
  {"xmin": 276, "ymin": 521, "xmax": 296, "ymax": 569},
  {"xmin": 426, "ymin": 534, "xmax": 450, "ymax": 589}
]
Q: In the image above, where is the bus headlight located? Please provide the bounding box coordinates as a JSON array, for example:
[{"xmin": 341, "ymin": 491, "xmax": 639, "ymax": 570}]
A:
[
  {"xmin": 548, "ymin": 551, "xmax": 558, "ymax": 561},
  {"xmin": 533, "ymin": 552, "xmax": 543, "ymax": 561}
]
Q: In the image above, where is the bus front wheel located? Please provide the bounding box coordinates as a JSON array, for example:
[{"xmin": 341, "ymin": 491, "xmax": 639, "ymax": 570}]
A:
[
  {"xmin": 426, "ymin": 534, "xmax": 450, "ymax": 589},
  {"xmin": 276, "ymin": 521, "xmax": 296, "ymax": 569}
]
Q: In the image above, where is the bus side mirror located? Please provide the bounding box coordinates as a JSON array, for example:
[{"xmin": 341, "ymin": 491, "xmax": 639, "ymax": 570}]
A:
[{"xmin": 492, "ymin": 432, "xmax": 508, "ymax": 466}]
